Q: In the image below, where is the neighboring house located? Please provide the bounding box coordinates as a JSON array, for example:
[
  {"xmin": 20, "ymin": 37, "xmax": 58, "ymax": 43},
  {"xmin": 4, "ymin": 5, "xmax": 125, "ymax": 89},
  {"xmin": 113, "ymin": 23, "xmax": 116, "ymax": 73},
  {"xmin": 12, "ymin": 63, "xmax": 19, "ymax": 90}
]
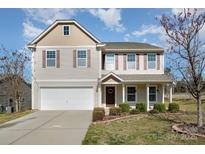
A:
[
  {"xmin": 0, "ymin": 76, "xmax": 31, "ymax": 112},
  {"xmin": 27, "ymin": 19, "xmax": 173, "ymax": 111}
]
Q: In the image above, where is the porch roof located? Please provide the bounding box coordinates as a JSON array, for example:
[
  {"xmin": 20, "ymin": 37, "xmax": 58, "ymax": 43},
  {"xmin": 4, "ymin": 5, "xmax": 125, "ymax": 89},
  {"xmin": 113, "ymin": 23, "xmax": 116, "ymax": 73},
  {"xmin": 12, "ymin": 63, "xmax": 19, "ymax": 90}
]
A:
[{"xmin": 101, "ymin": 73, "xmax": 173, "ymax": 83}]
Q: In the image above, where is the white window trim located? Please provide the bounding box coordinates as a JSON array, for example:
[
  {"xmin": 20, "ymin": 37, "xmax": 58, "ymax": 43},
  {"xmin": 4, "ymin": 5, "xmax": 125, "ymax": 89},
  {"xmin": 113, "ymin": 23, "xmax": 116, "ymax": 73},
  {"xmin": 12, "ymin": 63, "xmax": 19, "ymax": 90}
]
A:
[
  {"xmin": 149, "ymin": 85, "xmax": 157, "ymax": 103},
  {"xmin": 46, "ymin": 50, "xmax": 57, "ymax": 68},
  {"xmin": 76, "ymin": 49, "xmax": 87, "ymax": 68},
  {"xmin": 127, "ymin": 53, "xmax": 136, "ymax": 70},
  {"xmin": 126, "ymin": 85, "xmax": 137, "ymax": 103},
  {"xmin": 147, "ymin": 53, "xmax": 156, "ymax": 70},
  {"xmin": 63, "ymin": 25, "xmax": 70, "ymax": 36},
  {"xmin": 105, "ymin": 53, "xmax": 115, "ymax": 70}
]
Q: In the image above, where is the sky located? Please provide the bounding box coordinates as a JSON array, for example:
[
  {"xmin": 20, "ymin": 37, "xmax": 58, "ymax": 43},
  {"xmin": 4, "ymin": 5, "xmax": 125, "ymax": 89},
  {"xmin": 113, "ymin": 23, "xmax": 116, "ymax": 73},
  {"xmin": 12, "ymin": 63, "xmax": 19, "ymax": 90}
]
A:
[
  {"xmin": 0, "ymin": 8, "xmax": 174, "ymax": 49},
  {"xmin": 0, "ymin": 8, "xmax": 205, "ymax": 82}
]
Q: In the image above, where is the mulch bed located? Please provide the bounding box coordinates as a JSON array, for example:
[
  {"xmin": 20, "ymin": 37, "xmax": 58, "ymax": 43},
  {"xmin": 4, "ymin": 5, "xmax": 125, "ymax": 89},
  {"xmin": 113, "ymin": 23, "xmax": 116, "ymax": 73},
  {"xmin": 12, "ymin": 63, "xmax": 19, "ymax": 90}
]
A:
[{"xmin": 172, "ymin": 123, "xmax": 205, "ymax": 138}]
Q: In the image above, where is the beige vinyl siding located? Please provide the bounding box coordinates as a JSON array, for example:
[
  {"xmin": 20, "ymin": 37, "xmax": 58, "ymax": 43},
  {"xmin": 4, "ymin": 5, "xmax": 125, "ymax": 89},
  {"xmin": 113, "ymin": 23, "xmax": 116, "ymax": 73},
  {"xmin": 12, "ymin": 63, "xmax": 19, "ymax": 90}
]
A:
[
  {"xmin": 136, "ymin": 84, "xmax": 147, "ymax": 103},
  {"xmin": 117, "ymin": 84, "xmax": 123, "ymax": 105},
  {"xmin": 34, "ymin": 47, "xmax": 99, "ymax": 80},
  {"xmin": 37, "ymin": 24, "xmax": 97, "ymax": 46}
]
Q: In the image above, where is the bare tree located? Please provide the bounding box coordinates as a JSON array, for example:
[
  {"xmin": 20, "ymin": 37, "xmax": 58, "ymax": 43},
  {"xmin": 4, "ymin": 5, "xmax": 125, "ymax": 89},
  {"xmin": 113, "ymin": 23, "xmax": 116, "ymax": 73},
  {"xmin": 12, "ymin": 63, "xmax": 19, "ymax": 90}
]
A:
[
  {"xmin": 159, "ymin": 9, "xmax": 205, "ymax": 128},
  {"xmin": 0, "ymin": 46, "xmax": 30, "ymax": 112}
]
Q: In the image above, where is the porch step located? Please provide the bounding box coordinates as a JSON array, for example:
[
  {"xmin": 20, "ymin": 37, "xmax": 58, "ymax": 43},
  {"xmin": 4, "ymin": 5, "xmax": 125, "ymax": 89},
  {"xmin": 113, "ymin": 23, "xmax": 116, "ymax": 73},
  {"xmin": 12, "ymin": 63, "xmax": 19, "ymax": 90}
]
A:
[{"xmin": 105, "ymin": 108, "xmax": 109, "ymax": 115}]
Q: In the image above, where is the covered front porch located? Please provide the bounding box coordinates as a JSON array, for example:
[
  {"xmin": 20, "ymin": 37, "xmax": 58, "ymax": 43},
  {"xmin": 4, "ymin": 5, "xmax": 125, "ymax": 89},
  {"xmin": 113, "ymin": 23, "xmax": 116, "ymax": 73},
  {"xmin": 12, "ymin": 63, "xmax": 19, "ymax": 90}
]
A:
[{"xmin": 97, "ymin": 72, "xmax": 173, "ymax": 110}]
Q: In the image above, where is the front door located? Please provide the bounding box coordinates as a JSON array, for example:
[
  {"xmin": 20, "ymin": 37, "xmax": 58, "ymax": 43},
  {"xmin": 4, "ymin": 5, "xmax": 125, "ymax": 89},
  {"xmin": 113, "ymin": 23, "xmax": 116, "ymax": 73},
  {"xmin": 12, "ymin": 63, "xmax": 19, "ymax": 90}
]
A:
[{"xmin": 106, "ymin": 87, "xmax": 115, "ymax": 106}]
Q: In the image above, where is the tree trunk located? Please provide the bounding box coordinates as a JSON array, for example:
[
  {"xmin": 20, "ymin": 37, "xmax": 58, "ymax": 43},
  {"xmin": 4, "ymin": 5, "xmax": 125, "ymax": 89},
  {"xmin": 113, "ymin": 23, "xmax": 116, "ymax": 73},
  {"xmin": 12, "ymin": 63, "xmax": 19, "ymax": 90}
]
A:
[
  {"xmin": 197, "ymin": 95, "xmax": 203, "ymax": 128},
  {"xmin": 15, "ymin": 99, "xmax": 19, "ymax": 112}
]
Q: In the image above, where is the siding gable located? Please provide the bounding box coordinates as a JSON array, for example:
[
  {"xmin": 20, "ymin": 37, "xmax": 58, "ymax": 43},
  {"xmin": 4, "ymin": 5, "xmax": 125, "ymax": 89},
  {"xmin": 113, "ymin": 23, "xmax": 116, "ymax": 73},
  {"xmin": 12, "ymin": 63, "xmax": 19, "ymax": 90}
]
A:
[{"xmin": 37, "ymin": 24, "xmax": 97, "ymax": 46}]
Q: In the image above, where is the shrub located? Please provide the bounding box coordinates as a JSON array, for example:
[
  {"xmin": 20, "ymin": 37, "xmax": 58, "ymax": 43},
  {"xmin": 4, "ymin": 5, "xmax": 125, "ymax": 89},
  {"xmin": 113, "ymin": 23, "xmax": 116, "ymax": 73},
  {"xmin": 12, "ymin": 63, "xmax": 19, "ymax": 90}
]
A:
[
  {"xmin": 153, "ymin": 103, "xmax": 166, "ymax": 113},
  {"xmin": 92, "ymin": 107, "xmax": 105, "ymax": 122},
  {"xmin": 109, "ymin": 107, "xmax": 122, "ymax": 116},
  {"xmin": 130, "ymin": 109, "xmax": 140, "ymax": 114},
  {"xmin": 119, "ymin": 103, "xmax": 131, "ymax": 112},
  {"xmin": 93, "ymin": 107, "xmax": 105, "ymax": 114},
  {"xmin": 136, "ymin": 103, "xmax": 147, "ymax": 112},
  {"xmin": 149, "ymin": 109, "xmax": 159, "ymax": 114},
  {"xmin": 168, "ymin": 103, "xmax": 180, "ymax": 113}
]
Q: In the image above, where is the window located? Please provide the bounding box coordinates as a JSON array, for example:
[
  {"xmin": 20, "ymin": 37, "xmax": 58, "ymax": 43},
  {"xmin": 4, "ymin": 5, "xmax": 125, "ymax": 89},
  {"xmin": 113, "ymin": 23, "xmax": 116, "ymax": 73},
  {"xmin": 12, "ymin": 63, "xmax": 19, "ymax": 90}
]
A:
[
  {"xmin": 127, "ymin": 53, "xmax": 136, "ymax": 69},
  {"xmin": 63, "ymin": 25, "xmax": 70, "ymax": 36},
  {"xmin": 127, "ymin": 87, "xmax": 136, "ymax": 102},
  {"xmin": 105, "ymin": 53, "xmax": 115, "ymax": 70},
  {"xmin": 148, "ymin": 53, "xmax": 156, "ymax": 69},
  {"xmin": 77, "ymin": 50, "xmax": 87, "ymax": 67},
  {"xmin": 149, "ymin": 87, "xmax": 156, "ymax": 102},
  {"xmin": 46, "ymin": 51, "xmax": 56, "ymax": 67}
]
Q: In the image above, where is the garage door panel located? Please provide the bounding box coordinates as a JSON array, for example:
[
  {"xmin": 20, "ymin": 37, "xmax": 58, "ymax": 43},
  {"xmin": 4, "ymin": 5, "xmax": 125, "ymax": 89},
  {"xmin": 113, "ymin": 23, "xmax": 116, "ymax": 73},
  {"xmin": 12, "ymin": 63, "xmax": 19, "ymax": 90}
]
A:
[{"xmin": 40, "ymin": 87, "xmax": 94, "ymax": 110}]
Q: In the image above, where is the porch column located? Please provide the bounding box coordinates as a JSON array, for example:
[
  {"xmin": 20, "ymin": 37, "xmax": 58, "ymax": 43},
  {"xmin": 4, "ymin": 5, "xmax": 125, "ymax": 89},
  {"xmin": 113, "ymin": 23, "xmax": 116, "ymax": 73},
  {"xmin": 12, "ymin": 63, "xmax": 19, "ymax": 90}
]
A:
[
  {"xmin": 169, "ymin": 85, "xmax": 173, "ymax": 104},
  {"xmin": 146, "ymin": 84, "xmax": 149, "ymax": 111},
  {"xmin": 122, "ymin": 84, "xmax": 125, "ymax": 103},
  {"xmin": 98, "ymin": 85, "xmax": 102, "ymax": 107},
  {"xmin": 162, "ymin": 84, "xmax": 165, "ymax": 104}
]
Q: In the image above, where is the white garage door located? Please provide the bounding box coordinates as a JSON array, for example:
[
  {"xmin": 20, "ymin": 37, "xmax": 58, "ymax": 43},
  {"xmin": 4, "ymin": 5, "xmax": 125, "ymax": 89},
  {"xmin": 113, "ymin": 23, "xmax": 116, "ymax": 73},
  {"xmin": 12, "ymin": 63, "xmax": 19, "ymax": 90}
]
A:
[{"xmin": 40, "ymin": 87, "xmax": 94, "ymax": 110}]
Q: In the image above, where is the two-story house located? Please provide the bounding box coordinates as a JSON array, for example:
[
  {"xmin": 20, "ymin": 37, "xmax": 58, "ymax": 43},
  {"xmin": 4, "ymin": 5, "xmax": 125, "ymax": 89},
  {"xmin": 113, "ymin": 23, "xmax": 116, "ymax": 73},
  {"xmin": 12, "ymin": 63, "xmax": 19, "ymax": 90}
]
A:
[{"xmin": 28, "ymin": 19, "xmax": 173, "ymax": 111}]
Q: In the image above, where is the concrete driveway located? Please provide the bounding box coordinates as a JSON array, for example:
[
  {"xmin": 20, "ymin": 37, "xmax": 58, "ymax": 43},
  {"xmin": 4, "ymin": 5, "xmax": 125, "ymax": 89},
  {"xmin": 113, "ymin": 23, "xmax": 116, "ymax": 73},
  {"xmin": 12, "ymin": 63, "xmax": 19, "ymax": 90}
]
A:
[{"xmin": 0, "ymin": 111, "xmax": 92, "ymax": 145}]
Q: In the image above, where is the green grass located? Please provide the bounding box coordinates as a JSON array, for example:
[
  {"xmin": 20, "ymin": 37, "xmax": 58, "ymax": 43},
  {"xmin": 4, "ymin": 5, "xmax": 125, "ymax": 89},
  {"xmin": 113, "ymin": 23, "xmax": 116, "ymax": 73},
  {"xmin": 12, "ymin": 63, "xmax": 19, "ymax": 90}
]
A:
[
  {"xmin": 82, "ymin": 99, "xmax": 205, "ymax": 145},
  {"xmin": 0, "ymin": 110, "xmax": 33, "ymax": 124}
]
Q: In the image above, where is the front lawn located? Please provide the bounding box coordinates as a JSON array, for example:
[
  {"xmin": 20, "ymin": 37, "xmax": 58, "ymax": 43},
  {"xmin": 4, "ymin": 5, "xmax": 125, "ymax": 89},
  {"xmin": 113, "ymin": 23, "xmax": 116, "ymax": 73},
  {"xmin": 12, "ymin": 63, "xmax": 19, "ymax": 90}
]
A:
[
  {"xmin": 82, "ymin": 99, "xmax": 205, "ymax": 144},
  {"xmin": 0, "ymin": 110, "xmax": 33, "ymax": 124}
]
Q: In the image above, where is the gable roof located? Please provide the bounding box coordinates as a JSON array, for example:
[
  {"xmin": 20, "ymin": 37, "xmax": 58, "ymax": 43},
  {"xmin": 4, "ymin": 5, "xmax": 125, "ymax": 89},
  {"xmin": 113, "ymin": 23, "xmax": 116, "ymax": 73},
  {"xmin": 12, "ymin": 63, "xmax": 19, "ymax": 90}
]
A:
[
  {"xmin": 27, "ymin": 19, "xmax": 101, "ymax": 48},
  {"xmin": 101, "ymin": 42, "xmax": 164, "ymax": 52},
  {"xmin": 100, "ymin": 72, "xmax": 123, "ymax": 82}
]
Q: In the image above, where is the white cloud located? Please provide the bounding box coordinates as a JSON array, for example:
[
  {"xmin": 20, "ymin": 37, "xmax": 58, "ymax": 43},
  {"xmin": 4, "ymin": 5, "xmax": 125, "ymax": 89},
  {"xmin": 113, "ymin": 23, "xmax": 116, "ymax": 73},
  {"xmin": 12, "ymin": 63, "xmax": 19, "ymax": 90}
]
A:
[
  {"xmin": 88, "ymin": 8, "xmax": 125, "ymax": 32},
  {"xmin": 23, "ymin": 20, "xmax": 43, "ymax": 40},
  {"xmin": 132, "ymin": 24, "xmax": 163, "ymax": 37},
  {"xmin": 23, "ymin": 9, "xmax": 77, "ymax": 25},
  {"xmin": 126, "ymin": 24, "xmax": 168, "ymax": 48},
  {"xmin": 123, "ymin": 34, "xmax": 131, "ymax": 41}
]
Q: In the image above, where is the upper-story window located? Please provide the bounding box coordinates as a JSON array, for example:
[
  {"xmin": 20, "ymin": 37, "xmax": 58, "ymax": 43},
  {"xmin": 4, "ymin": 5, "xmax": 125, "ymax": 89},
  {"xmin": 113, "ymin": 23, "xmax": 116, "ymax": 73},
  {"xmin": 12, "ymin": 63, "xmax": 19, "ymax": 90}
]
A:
[
  {"xmin": 127, "ymin": 53, "xmax": 136, "ymax": 69},
  {"xmin": 46, "ymin": 50, "xmax": 56, "ymax": 67},
  {"xmin": 148, "ymin": 53, "xmax": 156, "ymax": 69},
  {"xmin": 63, "ymin": 25, "xmax": 70, "ymax": 36},
  {"xmin": 105, "ymin": 53, "xmax": 115, "ymax": 70},
  {"xmin": 77, "ymin": 49, "xmax": 87, "ymax": 67}
]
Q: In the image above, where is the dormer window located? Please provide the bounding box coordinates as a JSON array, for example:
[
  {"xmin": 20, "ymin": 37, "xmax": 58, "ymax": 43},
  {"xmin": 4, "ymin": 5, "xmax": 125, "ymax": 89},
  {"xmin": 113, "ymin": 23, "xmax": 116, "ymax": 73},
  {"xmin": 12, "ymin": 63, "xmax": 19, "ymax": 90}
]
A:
[{"xmin": 63, "ymin": 25, "xmax": 70, "ymax": 36}]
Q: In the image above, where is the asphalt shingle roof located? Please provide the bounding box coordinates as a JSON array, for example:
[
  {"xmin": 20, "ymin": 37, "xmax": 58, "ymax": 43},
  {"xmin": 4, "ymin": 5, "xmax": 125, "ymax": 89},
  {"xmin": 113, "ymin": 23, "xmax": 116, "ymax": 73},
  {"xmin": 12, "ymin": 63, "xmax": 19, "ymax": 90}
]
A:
[{"xmin": 102, "ymin": 42, "xmax": 164, "ymax": 51}]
